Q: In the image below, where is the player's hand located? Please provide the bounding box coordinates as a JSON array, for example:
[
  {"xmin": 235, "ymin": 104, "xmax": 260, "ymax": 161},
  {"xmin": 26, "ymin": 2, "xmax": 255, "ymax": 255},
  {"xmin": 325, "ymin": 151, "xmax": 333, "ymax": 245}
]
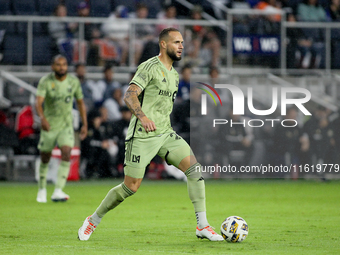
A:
[
  {"xmin": 101, "ymin": 140, "xmax": 110, "ymax": 149},
  {"xmin": 41, "ymin": 117, "xmax": 50, "ymax": 131},
  {"xmin": 79, "ymin": 125, "xmax": 88, "ymax": 140},
  {"xmin": 140, "ymin": 116, "xmax": 156, "ymax": 133}
]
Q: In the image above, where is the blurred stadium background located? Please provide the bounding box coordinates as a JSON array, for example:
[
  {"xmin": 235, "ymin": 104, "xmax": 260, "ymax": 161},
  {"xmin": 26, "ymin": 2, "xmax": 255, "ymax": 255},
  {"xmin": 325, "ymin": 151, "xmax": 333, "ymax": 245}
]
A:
[{"xmin": 1, "ymin": 0, "xmax": 340, "ymax": 182}]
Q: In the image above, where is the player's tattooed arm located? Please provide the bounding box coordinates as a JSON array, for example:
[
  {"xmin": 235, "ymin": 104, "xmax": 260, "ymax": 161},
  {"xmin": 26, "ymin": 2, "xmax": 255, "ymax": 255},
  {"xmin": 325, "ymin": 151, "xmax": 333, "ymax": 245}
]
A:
[
  {"xmin": 124, "ymin": 84, "xmax": 145, "ymax": 119},
  {"xmin": 124, "ymin": 84, "xmax": 156, "ymax": 132}
]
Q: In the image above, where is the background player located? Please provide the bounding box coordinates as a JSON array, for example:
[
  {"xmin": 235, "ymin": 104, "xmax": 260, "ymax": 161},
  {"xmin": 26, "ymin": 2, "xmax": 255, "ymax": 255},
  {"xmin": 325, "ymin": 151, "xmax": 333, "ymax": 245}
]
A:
[
  {"xmin": 36, "ymin": 55, "xmax": 88, "ymax": 203},
  {"xmin": 78, "ymin": 28, "xmax": 223, "ymax": 241}
]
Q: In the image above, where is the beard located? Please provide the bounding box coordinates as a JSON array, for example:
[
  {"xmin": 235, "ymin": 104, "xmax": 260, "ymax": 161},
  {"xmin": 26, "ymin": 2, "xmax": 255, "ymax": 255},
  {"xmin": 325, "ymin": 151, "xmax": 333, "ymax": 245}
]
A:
[
  {"xmin": 55, "ymin": 70, "xmax": 67, "ymax": 78},
  {"xmin": 167, "ymin": 48, "xmax": 181, "ymax": 61}
]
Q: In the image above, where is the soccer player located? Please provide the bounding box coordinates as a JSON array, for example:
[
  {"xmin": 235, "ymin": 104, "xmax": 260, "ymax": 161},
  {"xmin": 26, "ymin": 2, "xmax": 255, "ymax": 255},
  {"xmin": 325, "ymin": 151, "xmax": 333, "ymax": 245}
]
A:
[
  {"xmin": 36, "ymin": 55, "xmax": 88, "ymax": 203},
  {"xmin": 78, "ymin": 28, "xmax": 223, "ymax": 241}
]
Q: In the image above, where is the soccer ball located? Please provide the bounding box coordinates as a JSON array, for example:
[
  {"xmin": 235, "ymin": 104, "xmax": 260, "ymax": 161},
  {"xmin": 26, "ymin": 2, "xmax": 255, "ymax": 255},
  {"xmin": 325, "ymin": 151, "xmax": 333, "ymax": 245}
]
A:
[{"xmin": 220, "ymin": 216, "xmax": 249, "ymax": 243}]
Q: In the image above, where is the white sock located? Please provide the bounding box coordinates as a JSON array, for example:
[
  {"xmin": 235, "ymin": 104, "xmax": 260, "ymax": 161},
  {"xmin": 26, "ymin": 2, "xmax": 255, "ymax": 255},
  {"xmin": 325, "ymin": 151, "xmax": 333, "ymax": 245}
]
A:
[
  {"xmin": 90, "ymin": 212, "xmax": 102, "ymax": 226},
  {"xmin": 196, "ymin": 211, "xmax": 209, "ymax": 229}
]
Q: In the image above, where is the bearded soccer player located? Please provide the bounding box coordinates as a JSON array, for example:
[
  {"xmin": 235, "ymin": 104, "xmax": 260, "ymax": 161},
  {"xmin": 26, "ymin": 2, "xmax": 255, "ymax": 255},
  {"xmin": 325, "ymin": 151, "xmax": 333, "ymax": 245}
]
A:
[
  {"xmin": 36, "ymin": 55, "xmax": 88, "ymax": 203},
  {"xmin": 78, "ymin": 28, "xmax": 223, "ymax": 241}
]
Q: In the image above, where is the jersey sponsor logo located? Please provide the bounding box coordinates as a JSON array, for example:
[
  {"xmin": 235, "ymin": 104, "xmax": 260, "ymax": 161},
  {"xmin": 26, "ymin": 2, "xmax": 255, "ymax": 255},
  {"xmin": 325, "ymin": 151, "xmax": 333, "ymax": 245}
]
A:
[
  {"xmin": 52, "ymin": 96, "xmax": 64, "ymax": 102},
  {"xmin": 132, "ymin": 154, "xmax": 140, "ymax": 163},
  {"xmin": 159, "ymin": 89, "xmax": 172, "ymax": 97}
]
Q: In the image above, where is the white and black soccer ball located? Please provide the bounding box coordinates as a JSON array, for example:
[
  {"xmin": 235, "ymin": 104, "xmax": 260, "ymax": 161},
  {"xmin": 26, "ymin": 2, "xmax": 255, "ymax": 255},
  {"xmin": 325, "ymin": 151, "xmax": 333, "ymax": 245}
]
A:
[{"xmin": 220, "ymin": 216, "xmax": 249, "ymax": 243}]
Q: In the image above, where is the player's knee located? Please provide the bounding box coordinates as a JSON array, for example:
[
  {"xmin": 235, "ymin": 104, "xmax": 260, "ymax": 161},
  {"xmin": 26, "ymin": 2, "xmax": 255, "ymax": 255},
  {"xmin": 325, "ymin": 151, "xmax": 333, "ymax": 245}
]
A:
[
  {"xmin": 41, "ymin": 157, "xmax": 50, "ymax": 164},
  {"xmin": 185, "ymin": 162, "xmax": 203, "ymax": 179},
  {"xmin": 40, "ymin": 152, "xmax": 51, "ymax": 164},
  {"xmin": 178, "ymin": 155, "xmax": 197, "ymax": 172},
  {"xmin": 61, "ymin": 154, "xmax": 71, "ymax": 161},
  {"xmin": 60, "ymin": 146, "xmax": 71, "ymax": 161},
  {"xmin": 124, "ymin": 182, "xmax": 140, "ymax": 193},
  {"xmin": 124, "ymin": 175, "xmax": 142, "ymax": 193}
]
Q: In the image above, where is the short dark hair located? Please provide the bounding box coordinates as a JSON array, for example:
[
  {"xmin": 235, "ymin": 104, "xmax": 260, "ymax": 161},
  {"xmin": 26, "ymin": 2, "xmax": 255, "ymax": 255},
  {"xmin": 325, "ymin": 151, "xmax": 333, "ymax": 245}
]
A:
[
  {"xmin": 53, "ymin": 4, "xmax": 66, "ymax": 16},
  {"xmin": 181, "ymin": 64, "xmax": 191, "ymax": 73},
  {"xmin": 302, "ymin": 0, "xmax": 319, "ymax": 6},
  {"xmin": 75, "ymin": 63, "xmax": 86, "ymax": 69},
  {"xmin": 164, "ymin": 4, "xmax": 176, "ymax": 11},
  {"xmin": 159, "ymin": 27, "xmax": 180, "ymax": 44},
  {"xmin": 136, "ymin": 3, "xmax": 148, "ymax": 10},
  {"xmin": 209, "ymin": 66, "xmax": 219, "ymax": 75},
  {"xmin": 51, "ymin": 54, "xmax": 67, "ymax": 65},
  {"xmin": 103, "ymin": 63, "xmax": 113, "ymax": 73}
]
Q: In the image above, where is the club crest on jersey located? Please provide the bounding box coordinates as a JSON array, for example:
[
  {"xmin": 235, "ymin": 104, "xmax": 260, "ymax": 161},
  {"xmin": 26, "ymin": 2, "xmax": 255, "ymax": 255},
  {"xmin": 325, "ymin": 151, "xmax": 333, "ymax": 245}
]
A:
[
  {"xmin": 161, "ymin": 71, "xmax": 165, "ymax": 77},
  {"xmin": 65, "ymin": 96, "xmax": 71, "ymax": 103},
  {"xmin": 51, "ymin": 83, "xmax": 55, "ymax": 90}
]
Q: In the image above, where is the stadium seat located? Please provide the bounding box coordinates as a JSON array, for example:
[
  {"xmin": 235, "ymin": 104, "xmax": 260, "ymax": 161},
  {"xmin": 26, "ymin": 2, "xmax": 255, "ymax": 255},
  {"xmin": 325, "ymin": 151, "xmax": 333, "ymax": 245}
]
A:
[
  {"xmin": 65, "ymin": 0, "xmax": 84, "ymax": 16},
  {"xmin": 13, "ymin": 0, "xmax": 42, "ymax": 34},
  {"xmin": 332, "ymin": 41, "xmax": 340, "ymax": 69},
  {"xmin": 0, "ymin": 0, "xmax": 11, "ymax": 14},
  {"xmin": 89, "ymin": 0, "xmax": 111, "ymax": 17},
  {"xmin": 38, "ymin": 0, "xmax": 60, "ymax": 16},
  {"xmin": 33, "ymin": 36, "xmax": 52, "ymax": 65},
  {"xmin": 2, "ymin": 35, "xmax": 27, "ymax": 65},
  {"xmin": 9, "ymin": 154, "xmax": 37, "ymax": 181},
  {"xmin": 0, "ymin": 17, "xmax": 17, "ymax": 35},
  {"xmin": 4, "ymin": 82, "xmax": 31, "ymax": 106},
  {"xmin": 0, "ymin": 4, "xmax": 15, "ymax": 34},
  {"xmin": 12, "ymin": 0, "xmax": 37, "ymax": 15},
  {"xmin": 16, "ymin": 22, "xmax": 43, "ymax": 35},
  {"xmin": 302, "ymin": 28, "xmax": 323, "ymax": 42}
]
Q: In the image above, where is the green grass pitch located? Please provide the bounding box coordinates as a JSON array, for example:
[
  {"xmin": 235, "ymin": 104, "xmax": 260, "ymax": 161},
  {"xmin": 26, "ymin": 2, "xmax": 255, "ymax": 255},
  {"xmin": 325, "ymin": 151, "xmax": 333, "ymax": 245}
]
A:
[{"xmin": 1, "ymin": 179, "xmax": 340, "ymax": 255}]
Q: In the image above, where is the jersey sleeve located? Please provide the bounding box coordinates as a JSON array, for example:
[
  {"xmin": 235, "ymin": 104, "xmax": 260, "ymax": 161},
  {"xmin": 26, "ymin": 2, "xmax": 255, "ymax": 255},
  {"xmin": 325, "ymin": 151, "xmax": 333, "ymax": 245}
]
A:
[
  {"xmin": 74, "ymin": 78, "xmax": 84, "ymax": 100},
  {"xmin": 129, "ymin": 63, "xmax": 153, "ymax": 90},
  {"xmin": 36, "ymin": 77, "xmax": 47, "ymax": 98}
]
